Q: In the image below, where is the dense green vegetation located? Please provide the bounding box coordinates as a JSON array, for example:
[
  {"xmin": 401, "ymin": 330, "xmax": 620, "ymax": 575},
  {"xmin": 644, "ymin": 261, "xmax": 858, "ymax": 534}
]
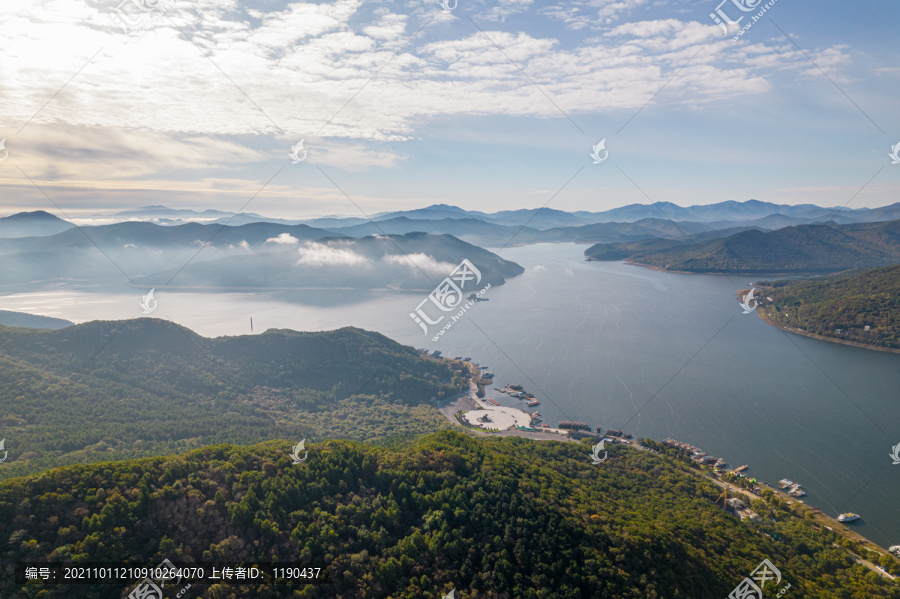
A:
[
  {"xmin": 0, "ymin": 320, "xmax": 464, "ymax": 480},
  {"xmin": 756, "ymin": 265, "xmax": 900, "ymax": 349},
  {"xmin": 1, "ymin": 433, "xmax": 897, "ymax": 598},
  {"xmin": 584, "ymin": 220, "xmax": 900, "ymax": 273}
]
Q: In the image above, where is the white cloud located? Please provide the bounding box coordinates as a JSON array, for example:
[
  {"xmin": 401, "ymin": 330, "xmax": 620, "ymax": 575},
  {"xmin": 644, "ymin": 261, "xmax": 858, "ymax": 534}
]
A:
[
  {"xmin": 227, "ymin": 239, "xmax": 251, "ymax": 250},
  {"xmin": 542, "ymin": 0, "xmax": 648, "ymax": 29},
  {"xmin": 0, "ymin": 1, "xmax": 838, "ymax": 142},
  {"xmin": 296, "ymin": 241, "xmax": 369, "ymax": 266},
  {"xmin": 384, "ymin": 252, "xmax": 457, "ymax": 274},
  {"xmin": 265, "ymin": 233, "xmax": 300, "ymax": 245},
  {"xmin": 363, "ymin": 12, "xmax": 409, "ymax": 40},
  {"xmin": 479, "ymin": 0, "xmax": 535, "ymax": 22}
]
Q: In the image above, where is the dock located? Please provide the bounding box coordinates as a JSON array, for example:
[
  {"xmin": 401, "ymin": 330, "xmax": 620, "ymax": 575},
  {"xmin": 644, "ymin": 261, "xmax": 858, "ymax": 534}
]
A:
[{"xmin": 733, "ymin": 465, "xmax": 749, "ymax": 473}]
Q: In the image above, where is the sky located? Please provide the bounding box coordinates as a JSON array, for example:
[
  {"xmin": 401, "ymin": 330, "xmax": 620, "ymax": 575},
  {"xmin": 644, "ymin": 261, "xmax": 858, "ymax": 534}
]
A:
[{"xmin": 1, "ymin": 0, "xmax": 899, "ymax": 220}]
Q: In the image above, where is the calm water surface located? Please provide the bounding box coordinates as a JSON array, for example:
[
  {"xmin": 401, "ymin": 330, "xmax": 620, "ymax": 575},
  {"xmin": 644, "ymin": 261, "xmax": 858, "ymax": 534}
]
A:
[{"xmin": 2, "ymin": 243, "xmax": 898, "ymax": 547}]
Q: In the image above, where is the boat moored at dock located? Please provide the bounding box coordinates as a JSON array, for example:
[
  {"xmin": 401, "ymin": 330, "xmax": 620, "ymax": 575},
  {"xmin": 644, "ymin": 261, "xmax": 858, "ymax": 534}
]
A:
[
  {"xmin": 558, "ymin": 420, "xmax": 591, "ymax": 431},
  {"xmin": 788, "ymin": 485, "xmax": 806, "ymax": 497}
]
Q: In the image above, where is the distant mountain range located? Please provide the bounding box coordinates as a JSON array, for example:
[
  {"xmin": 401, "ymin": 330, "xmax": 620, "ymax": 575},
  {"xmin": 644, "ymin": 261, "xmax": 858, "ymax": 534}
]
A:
[
  {"xmin": 586, "ymin": 220, "xmax": 900, "ymax": 274},
  {"xmin": 0, "ymin": 209, "xmax": 753, "ymax": 258},
  {"xmin": 5, "ymin": 200, "xmax": 898, "ymax": 238},
  {"xmin": 2, "ymin": 203, "xmax": 899, "ymax": 288}
]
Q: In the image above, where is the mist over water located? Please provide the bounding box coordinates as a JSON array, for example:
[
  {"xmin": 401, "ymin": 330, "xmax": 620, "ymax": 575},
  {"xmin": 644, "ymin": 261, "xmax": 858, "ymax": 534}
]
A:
[{"xmin": 2, "ymin": 242, "xmax": 898, "ymax": 547}]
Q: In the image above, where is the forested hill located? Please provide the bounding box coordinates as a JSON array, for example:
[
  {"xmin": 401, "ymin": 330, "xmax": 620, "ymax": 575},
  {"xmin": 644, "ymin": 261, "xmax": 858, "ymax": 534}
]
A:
[
  {"xmin": 0, "ymin": 310, "xmax": 73, "ymax": 330},
  {"xmin": 0, "ymin": 319, "xmax": 463, "ymax": 480},
  {"xmin": 584, "ymin": 220, "xmax": 900, "ymax": 273},
  {"xmin": 1, "ymin": 432, "xmax": 897, "ymax": 598},
  {"xmin": 756, "ymin": 265, "xmax": 900, "ymax": 350}
]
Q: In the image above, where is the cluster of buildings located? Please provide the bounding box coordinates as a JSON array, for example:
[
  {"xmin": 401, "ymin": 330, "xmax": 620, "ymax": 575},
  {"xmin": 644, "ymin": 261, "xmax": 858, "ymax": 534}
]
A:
[{"xmin": 725, "ymin": 497, "xmax": 762, "ymax": 523}]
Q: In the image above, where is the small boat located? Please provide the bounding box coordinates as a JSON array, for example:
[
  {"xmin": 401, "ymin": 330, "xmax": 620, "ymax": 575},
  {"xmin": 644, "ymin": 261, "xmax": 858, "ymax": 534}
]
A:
[
  {"xmin": 778, "ymin": 478, "xmax": 794, "ymax": 489},
  {"xmin": 888, "ymin": 545, "xmax": 900, "ymax": 556},
  {"xmin": 837, "ymin": 513, "xmax": 860, "ymax": 523}
]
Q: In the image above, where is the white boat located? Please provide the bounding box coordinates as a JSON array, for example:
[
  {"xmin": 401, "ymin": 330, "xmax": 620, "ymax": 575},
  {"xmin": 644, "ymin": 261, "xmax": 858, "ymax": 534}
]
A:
[
  {"xmin": 888, "ymin": 545, "xmax": 900, "ymax": 556},
  {"xmin": 837, "ymin": 513, "xmax": 860, "ymax": 523}
]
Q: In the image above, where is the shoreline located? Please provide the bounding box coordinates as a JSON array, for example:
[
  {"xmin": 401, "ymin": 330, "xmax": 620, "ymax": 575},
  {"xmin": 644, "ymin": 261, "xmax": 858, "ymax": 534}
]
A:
[
  {"xmin": 619, "ymin": 259, "xmax": 837, "ymax": 278},
  {"xmin": 658, "ymin": 438, "xmax": 898, "ymax": 561},
  {"xmin": 756, "ymin": 307, "xmax": 900, "ymax": 355},
  {"xmin": 706, "ymin": 471, "xmax": 896, "ymax": 576},
  {"xmin": 436, "ymin": 359, "xmax": 579, "ymax": 442},
  {"xmin": 438, "ymin": 392, "xmax": 899, "ymax": 565},
  {"xmin": 435, "ymin": 375, "xmax": 898, "ymax": 564}
]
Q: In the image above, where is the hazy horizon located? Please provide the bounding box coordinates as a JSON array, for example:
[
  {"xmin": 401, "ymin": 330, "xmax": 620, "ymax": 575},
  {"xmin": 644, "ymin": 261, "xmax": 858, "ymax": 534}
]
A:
[{"xmin": 3, "ymin": 197, "xmax": 899, "ymax": 227}]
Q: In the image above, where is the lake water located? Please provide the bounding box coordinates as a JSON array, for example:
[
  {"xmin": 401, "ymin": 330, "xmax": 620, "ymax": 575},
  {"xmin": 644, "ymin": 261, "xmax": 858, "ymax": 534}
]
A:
[{"xmin": 2, "ymin": 243, "xmax": 899, "ymax": 548}]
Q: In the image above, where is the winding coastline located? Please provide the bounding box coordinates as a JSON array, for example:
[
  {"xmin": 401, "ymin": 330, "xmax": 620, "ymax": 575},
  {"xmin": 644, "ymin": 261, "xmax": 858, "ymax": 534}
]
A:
[{"xmin": 756, "ymin": 307, "xmax": 900, "ymax": 355}]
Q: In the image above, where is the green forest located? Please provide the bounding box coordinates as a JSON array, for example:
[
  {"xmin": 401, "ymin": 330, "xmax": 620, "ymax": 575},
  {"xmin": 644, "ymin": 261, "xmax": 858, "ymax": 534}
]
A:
[
  {"xmin": 1, "ymin": 318, "xmax": 898, "ymax": 598},
  {"xmin": 0, "ymin": 319, "xmax": 464, "ymax": 480},
  {"xmin": 1, "ymin": 433, "xmax": 898, "ymax": 598},
  {"xmin": 757, "ymin": 265, "xmax": 900, "ymax": 349}
]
